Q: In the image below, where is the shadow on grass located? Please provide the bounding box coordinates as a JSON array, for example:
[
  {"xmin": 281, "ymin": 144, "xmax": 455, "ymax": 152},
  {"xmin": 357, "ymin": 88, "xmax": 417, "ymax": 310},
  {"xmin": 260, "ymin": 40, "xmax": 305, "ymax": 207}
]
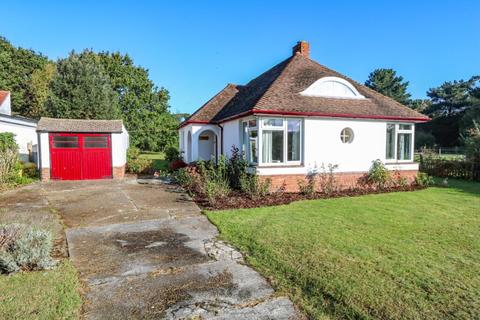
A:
[{"xmin": 433, "ymin": 177, "xmax": 480, "ymax": 196}]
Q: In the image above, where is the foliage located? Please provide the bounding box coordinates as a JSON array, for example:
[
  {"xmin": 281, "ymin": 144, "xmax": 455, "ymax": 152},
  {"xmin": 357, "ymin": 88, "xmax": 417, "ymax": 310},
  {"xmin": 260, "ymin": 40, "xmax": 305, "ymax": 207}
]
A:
[
  {"xmin": 408, "ymin": 98, "xmax": 432, "ymax": 112},
  {"xmin": 419, "ymin": 152, "xmax": 480, "ymax": 181},
  {"xmin": 318, "ymin": 163, "xmax": 339, "ymax": 195},
  {"xmin": 297, "ymin": 169, "xmax": 317, "ymax": 197},
  {"xmin": 239, "ymin": 174, "xmax": 271, "ymax": 199},
  {"xmin": 96, "ymin": 51, "xmax": 178, "ymax": 151},
  {"xmin": 415, "ymin": 172, "xmax": 434, "ymax": 187},
  {"xmin": 364, "ymin": 160, "xmax": 391, "ymax": 189},
  {"xmin": 365, "ymin": 68, "xmax": 411, "ymax": 105},
  {"xmin": 464, "ymin": 120, "xmax": 480, "ymax": 162},
  {"xmin": 208, "ymin": 179, "xmax": 480, "ymax": 320},
  {"xmin": 0, "ymin": 224, "xmax": 55, "ymax": 274},
  {"xmin": 197, "ymin": 158, "xmax": 231, "ymax": 206},
  {"xmin": 0, "ymin": 36, "xmax": 49, "ymax": 115},
  {"xmin": 24, "ymin": 62, "xmax": 56, "ymax": 118},
  {"xmin": 426, "ymin": 75, "xmax": 479, "ymax": 118},
  {"xmin": 126, "ymin": 147, "xmax": 153, "ymax": 174},
  {"xmin": 227, "ymin": 146, "xmax": 249, "ymax": 189},
  {"xmin": 165, "ymin": 145, "xmax": 181, "ymax": 163},
  {"xmin": 415, "ymin": 130, "xmax": 436, "ymax": 149},
  {"xmin": 0, "ymin": 133, "xmax": 19, "ymax": 185},
  {"xmin": 20, "ymin": 162, "xmax": 38, "ymax": 178},
  {"xmin": 45, "ymin": 50, "xmax": 121, "ymax": 120}
]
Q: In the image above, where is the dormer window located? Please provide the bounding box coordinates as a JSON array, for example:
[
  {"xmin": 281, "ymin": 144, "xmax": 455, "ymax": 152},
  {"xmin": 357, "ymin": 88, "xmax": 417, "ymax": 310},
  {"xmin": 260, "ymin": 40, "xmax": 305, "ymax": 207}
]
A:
[{"xmin": 300, "ymin": 76, "xmax": 365, "ymax": 99}]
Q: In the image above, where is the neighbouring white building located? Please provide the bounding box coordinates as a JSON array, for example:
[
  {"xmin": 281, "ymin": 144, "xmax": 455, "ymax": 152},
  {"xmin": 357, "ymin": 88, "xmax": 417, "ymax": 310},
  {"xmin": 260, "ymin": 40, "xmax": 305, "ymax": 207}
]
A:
[
  {"xmin": 178, "ymin": 41, "xmax": 430, "ymax": 191},
  {"xmin": 0, "ymin": 91, "xmax": 39, "ymax": 163}
]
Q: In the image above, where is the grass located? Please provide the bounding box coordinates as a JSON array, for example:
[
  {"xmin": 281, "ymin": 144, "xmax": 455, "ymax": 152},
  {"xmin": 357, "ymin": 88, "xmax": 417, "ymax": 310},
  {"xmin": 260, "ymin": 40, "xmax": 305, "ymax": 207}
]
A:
[
  {"xmin": 207, "ymin": 180, "xmax": 480, "ymax": 319},
  {"xmin": 0, "ymin": 186, "xmax": 82, "ymax": 319},
  {"xmin": 139, "ymin": 151, "xmax": 169, "ymax": 171},
  {"xmin": 0, "ymin": 261, "xmax": 82, "ymax": 319}
]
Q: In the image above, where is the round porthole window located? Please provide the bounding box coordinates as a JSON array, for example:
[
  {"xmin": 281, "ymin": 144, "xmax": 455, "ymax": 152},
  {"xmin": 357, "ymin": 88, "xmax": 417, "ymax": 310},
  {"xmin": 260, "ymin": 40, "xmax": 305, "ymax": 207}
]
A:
[{"xmin": 340, "ymin": 128, "xmax": 354, "ymax": 143}]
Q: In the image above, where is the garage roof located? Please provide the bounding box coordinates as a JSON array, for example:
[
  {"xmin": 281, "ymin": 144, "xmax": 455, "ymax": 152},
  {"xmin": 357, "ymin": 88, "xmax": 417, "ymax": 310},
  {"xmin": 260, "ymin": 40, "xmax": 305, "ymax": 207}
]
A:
[{"xmin": 37, "ymin": 117, "xmax": 124, "ymax": 133}]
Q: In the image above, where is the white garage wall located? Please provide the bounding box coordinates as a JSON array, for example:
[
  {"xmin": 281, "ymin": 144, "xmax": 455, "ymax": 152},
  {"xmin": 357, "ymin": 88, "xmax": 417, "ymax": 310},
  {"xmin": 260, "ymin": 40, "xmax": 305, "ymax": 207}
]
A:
[
  {"xmin": 111, "ymin": 125, "xmax": 129, "ymax": 167},
  {"xmin": 39, "ymin": 132, "xmax": 50, "ymax": 169}
]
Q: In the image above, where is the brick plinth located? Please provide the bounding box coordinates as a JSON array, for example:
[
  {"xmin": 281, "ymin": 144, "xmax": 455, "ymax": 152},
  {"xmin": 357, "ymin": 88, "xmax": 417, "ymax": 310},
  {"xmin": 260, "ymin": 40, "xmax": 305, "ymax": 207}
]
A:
[
  {"xmin": 261, "ymin": 170, "xmax": 418, "ymax": 193},
  {"xmin": 40, "ymin": 168, "xmax": 50, "ymax": 182},
  {"xmin": 113, "ymin": 165, "xmax": 126, "ymax": 179}
]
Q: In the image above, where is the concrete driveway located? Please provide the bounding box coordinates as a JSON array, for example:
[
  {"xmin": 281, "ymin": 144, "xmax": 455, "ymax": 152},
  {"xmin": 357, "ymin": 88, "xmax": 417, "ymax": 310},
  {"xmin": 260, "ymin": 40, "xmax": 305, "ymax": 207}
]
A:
[{"xmin": 38, "ymin": 179, "xmax": 300, "ymax": 319}]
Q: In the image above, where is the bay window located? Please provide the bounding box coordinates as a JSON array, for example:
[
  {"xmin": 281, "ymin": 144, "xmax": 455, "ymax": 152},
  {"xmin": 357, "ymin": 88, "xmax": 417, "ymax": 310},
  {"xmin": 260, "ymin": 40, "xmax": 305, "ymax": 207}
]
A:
[
  {"xmin": 241, "ymin": 117, "xmax": 302, "ymax": 165},
  {"xmin": 386, "ymin": 123, "xmax": 414, "ymax": 161}
]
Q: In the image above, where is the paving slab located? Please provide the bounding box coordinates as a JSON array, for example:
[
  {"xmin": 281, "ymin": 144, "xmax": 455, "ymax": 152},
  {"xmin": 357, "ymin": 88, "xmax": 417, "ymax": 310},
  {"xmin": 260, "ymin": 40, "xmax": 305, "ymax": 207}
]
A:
[{"xmin": 5, "ymin": 178, "xmax": 301, "ymax": 319}]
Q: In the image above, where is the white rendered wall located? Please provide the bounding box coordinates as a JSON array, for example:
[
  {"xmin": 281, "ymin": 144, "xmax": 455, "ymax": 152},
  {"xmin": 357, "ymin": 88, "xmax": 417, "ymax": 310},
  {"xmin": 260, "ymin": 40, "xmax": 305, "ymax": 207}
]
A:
[
  {"xmin": 0, "ymin": 94, "xmax": 11, "ymax": 115},
  {"xmin": 180, "ymin": 124, "xmax": 221, "ymax": 163},
  {"xmin": 221, "ymin": 119, "xmax": 240, "ymax": 157},
  {"xmin": 111, "ymin": 125, "xmax": 129, "ymax": 167},
  {"xmin": 39, "ymin": 132, "xmax": 50, "ymax": 169},
  {"xmin": 0, "ymin": 119, "xmax": 38, "ymax": 163}
]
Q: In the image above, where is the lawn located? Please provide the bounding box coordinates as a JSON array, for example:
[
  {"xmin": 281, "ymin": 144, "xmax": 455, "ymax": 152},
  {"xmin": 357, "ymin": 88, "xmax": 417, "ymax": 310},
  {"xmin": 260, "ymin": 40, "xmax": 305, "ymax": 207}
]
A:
[
  {"xmin": 139, "ymin": 151, "xmax": 169, "ymax": 171},
  {"xmin": 0, "ymin": 187, "xmax": 82, "ymax": 319},
  {"xmin": 207, "ymin": 180, "xmax": 480, "ymax": 319}
]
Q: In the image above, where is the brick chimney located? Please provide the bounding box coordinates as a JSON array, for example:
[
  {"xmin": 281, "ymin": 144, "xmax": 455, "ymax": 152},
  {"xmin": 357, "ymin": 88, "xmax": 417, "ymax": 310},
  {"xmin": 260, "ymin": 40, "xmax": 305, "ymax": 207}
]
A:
[{"xmin": 292, "ymin": 41, "xmax": 310, "ymax": 58}]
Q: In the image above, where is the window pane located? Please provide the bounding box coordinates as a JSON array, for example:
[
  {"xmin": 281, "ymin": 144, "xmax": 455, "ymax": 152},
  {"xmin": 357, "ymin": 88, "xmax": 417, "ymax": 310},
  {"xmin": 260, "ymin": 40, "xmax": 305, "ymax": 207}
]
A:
[
  {"xmin": 53, "ymin": 136, "xmax": 78, "ymax": 148},
  {"xmin": 340, "ymin": 128, "xmax": 354, "ymax": 144},
  {"xmin": 262, "ymin": 130, "xmax": 284, "ymax": 163},
  {"xmin": 242, "ymin": 122, "xmax": 248, "ymax": 156},
  {"xmin": 397, "ymin": 133, "xmax": 412, "ymax": 160},
  {"xmin": 249, "ymin": 130, "xmax": 258, "ymax": 163},
  {"xmin": 84, "ymin": 136, "xmax": 108, "ymax": 148},
  {"xmin": 263, "ymin": 118, "xmax": 283, "ymax": 127},
  {"xmin": 386, "ymin": 124, "xmax": 395, "ymax": 159},
  {"xmin": 399, "ymin": 124, "xmax": 412, "ymax": 130},
  {"xmin": 248, "ymin": 119, "xmax": 257, "ymax": 128},
  {"xmin": 288, "ymin": 120, "xmax": 301, "ymax": 161}
]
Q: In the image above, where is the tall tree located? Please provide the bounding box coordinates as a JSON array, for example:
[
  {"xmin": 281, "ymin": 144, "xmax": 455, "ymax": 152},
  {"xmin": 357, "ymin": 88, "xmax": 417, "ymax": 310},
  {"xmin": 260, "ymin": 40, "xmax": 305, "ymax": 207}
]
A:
[
  {"xmin": 425, "ymin": 76, "xmax": 479, "ymax": 117},
  {"xmin": 0, "ymin": 36, "xmax": 49, "ymax": 115},
  {"xmin": 24, "ymin": 62, "xmax": 56, "ymax": 118},
  {"xmin": 365, "ymin": 68, "xmax": 411, "ymax": 105},
  {"xmin": 96, "ymin": 51, "xmax": 178, "ymax": 151},
  {"xmin": 45, "ymin": 50, "xmax": 121, "ymax": 120}
]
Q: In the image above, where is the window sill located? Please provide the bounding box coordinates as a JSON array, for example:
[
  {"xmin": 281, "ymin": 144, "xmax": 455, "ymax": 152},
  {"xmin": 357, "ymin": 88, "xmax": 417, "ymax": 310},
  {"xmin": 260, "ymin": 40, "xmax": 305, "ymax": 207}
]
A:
[{"xmin": 255, "ymin": 164, "xmax": 304, "ymax": 169}]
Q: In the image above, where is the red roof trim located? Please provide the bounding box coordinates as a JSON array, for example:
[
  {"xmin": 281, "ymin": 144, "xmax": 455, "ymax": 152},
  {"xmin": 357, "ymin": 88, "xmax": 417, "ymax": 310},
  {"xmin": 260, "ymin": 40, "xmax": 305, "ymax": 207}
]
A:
[
  {"xmin": 179, "ymin": 108, "xmax": 430, "ymax": 128},
  {"xmin": 249, "ymin": 109, "xmax": 431, "ymax": 122}
]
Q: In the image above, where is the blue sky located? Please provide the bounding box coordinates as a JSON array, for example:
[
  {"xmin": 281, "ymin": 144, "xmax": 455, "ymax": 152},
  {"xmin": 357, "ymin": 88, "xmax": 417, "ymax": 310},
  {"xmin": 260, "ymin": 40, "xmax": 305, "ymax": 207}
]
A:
[{"xmin": 2, "ymin": 1, "xmax": 479, "ymax": 114}]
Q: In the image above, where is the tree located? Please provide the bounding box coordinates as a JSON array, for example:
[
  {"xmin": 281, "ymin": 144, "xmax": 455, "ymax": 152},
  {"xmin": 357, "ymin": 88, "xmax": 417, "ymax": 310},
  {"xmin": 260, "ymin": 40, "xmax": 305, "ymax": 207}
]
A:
[
  {"xmin": 425, "ymin": 76, "xmax": 479, "ymax": 117},
  {"xmin": 408, "ymin": 99, "xmax": 431, "ymax": 113},
  {"xmin": 45, "ymin": 50, "xmax": 120, "ymax": 120},
  {"xmin": 96, "ymin": 51, "xmax": 178, "ymax": 150},
  {"xmin": 365, "ymin": 68, "xmax": 411, "ymax": 105},
  {"xmin": 24, "ymin": 62, "xmax": 55, "ymax": 118},
  {"xmin": 0, "ymin": 36, "xmax": 49, "ymax": 115}
]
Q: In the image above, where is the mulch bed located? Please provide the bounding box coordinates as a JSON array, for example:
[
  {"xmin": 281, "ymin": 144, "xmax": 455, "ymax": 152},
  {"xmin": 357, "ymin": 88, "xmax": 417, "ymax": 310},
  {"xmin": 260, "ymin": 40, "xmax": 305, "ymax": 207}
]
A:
[{"xmin": 194, "ymin": 185, "xmax": 426, "ymax": 210}]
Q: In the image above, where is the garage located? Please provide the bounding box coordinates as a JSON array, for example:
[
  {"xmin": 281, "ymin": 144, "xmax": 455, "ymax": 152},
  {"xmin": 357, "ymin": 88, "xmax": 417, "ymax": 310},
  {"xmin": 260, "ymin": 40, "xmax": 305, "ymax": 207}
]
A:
[{"xmin": 37, "ymin": 118, "xmax": 129, "ymax": 181}]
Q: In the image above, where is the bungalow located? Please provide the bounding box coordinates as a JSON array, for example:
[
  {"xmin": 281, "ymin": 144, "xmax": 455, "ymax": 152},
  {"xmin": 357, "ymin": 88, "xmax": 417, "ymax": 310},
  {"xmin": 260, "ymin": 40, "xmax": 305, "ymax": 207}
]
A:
[{"xmin": 178, "ymin": 41, "xmax": 430, "ymax": 191}]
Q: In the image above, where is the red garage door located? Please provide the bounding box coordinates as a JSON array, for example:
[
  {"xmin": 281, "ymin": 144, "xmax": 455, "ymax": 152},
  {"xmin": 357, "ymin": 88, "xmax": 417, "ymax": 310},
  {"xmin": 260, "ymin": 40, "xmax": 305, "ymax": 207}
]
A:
[{"xmin": 49, "ymin": 133, "xmax": 112, "ymax": 180}]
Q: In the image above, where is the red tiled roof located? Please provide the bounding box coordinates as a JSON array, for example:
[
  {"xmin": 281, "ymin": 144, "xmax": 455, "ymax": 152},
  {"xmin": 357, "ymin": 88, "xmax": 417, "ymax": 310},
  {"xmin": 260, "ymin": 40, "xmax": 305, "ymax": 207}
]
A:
[
  {"xmin": 181, "ymin": 47, "xmax": 429, "ymax": 127},
  {"xmin": 0, "ymin": 91, "xmax": 10, "ymax": 105}
]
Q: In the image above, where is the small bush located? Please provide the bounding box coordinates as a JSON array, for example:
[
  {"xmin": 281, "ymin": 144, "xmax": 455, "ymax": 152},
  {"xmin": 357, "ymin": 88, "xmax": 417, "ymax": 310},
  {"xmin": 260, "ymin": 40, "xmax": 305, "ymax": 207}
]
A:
[
  {"xmin": 415, "ymin": 172, "xmax": 434, "ymax": 187},
  {"xmin": 165, "ymin": 145, "xmax": 181, "ymax": 163},
  {"xmin": 392, "ymin": 171, "xmax": 409, "ymax": 188},
  {"xmin": 126, "ymin": 147, "xmax": 153, "ymax": 174},
  {"xmin": 0, "ymin": 132, "xmax": 19, "ymax": 185},
  {"xmin": 318, "ymin": 163, "xmax": 339, "ymax": 195},
  {"xmin": 364, "ymin": 160, "xmax": 391, "ymax": 189},
  {"xmin": 240, "ymin": 173, "xmax": 271, "ymax": 198},
  {"xmin": 169, "ymin": 159, "xmax": 187, "ymax": 171},
  {"xmin": 0, "ymin": 224, "xmax": 56, "ymax": 274},
  {"xmin": 21, "ymin": 162, "xmax": 38, "ymax": 178}
]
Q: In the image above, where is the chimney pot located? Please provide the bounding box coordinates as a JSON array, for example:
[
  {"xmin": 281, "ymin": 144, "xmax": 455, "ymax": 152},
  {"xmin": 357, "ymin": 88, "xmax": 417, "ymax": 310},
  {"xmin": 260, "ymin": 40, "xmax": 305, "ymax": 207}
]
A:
[{"xmin": 292, "ymin": 41, "xmax": 310, "ymax": 58}]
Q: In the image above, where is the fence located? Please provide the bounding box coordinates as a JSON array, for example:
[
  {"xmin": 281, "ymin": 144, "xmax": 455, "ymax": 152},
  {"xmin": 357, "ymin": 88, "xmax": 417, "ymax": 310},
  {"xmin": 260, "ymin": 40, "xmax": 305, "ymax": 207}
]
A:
[{"xmin": 419, "ymin": 155, "xmax": 480, "ymax": 181}]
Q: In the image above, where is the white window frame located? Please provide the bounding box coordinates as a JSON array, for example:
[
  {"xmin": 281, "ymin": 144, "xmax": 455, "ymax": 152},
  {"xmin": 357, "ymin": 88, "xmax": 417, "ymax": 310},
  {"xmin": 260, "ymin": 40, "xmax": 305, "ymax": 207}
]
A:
[
  {"xmin": 385, "ymin": 123, "xmax": 415, "ymax": 163},
  {"xmin": 240, "ymin": 117, "xmax": 258, "ymax": 165}
]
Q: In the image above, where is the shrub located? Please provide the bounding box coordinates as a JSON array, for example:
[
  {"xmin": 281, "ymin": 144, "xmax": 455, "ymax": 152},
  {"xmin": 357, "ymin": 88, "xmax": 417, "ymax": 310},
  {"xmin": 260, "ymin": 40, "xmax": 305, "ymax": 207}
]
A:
[
  {"xmin": 0, "ymin": 132, "xmax": 19, "ymax": 185},
  {"xmin": 239, "ymin": 173, "xmax": 271, "ymax": 199},
  {"xmin": 169, "ymin": 159, "xmax": 187, "ymax": 171},
  {"xmin": 318, "ymin": 163, "xmax": 339, "ymax": 195},
  {"xmin": 165, "ymin": 145, "xmax": 181, "ymax": 163},
  {"xmin": 298, "ymin": 167, "xmax": 318, "ymax": 197},
  {"xmin": 364, "ymin": 160, "xmax": 391, "ymax": 189},
  {"xmin": 392, "ymin": 170, "xmax": 409, "ymax": 188},
  {"xmin": 0, "ymin": 224, "xmax": 56, "ymax": 274},
  {"xmin": 415, "ymin": 172, "xmax": 434, "ymax": 187},
  {"xmin": 126, "ymin": 147, "xmax": 153, "ymax": 174},
  {"xmin": 227, "ymin": 146, "xmax": 248, "ymax": 189}
]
